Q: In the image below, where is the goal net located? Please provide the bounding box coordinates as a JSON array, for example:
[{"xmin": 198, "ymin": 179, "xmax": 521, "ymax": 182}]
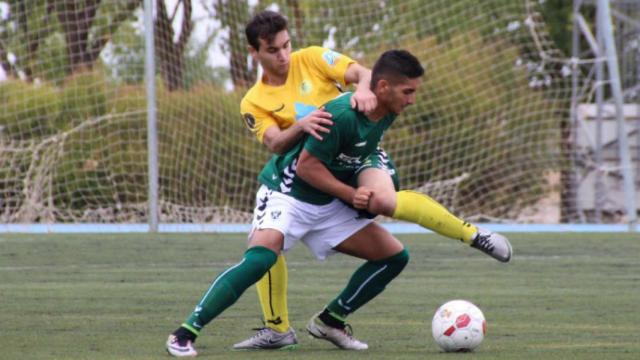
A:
[{"xmin": 0, "ymin": 0, "xmax": 589, "ymax": 226}]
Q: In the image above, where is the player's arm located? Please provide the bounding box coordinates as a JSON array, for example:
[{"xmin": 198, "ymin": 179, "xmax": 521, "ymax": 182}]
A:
[
  {"xmin": 344, "ymin": 63, "xmax": 377, "ymax": 114},
  {"xmin": 262, "ymin": 108, "xmax": 333, "ymax": 154},
  {"xmin": 304, "ymin": 47, "xmax": 376, "ymax": 114},
  {"xmin": 243, "ymin": 97, "xmax": 333, "ymax": 155},
  {"xmin": 296, "ymin": 149, "xmax": 371, "ymax": 208}
]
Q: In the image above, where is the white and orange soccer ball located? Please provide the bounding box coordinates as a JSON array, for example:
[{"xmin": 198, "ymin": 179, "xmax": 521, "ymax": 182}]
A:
[{"xmin": 431, "ymin": 299, "xmax": 486, "ymax": 352}]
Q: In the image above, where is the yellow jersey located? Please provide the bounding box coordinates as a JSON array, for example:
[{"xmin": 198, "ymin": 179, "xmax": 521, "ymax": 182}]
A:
[{"xmin": 240, "ymin": 46, "xmax": 355, "ymax": 143}]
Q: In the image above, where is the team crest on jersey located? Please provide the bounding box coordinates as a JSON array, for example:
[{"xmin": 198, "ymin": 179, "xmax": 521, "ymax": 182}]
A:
[
  {"xmin": 322, "ymin": 49, "xmax": 341, "ymax": 66},
  {"xmin": 243, "ymin": 113, "xmax": 256, "ymax": 130},
  {"xmin": 300, "ymin": 80, "xmax": 313, "ymax": 95}
]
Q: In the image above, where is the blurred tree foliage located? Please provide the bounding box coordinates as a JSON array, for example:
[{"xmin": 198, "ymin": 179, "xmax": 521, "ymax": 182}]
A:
[
  {"xmin": 154, "ymin": 0, "xmax": 192, "ymax": 90},
  {"xmin": 540, "ymin": 0, "xmax": 573, "ymax": 56},
  {"xmin": 0, "ymin": 0, "xmax": 142, "ymax": 83},
  {"xmin": 0, "ymin": 73, "xmax": 266, "ymax": 219},
  {"xmin": 0, "ymin": 0, "xmax": 577, "ymax": 221}
]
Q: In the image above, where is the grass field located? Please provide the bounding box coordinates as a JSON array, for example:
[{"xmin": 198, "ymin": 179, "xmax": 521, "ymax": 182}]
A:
[{"xmin": 1, "ymin": 232, "xmax": 639, "ymax": 359}]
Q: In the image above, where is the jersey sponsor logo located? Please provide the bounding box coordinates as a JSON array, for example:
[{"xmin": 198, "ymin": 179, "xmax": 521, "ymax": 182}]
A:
[
  {"xmin": 294, "ymin": 102, "xmax": 317, "ymax": 120},
  {"xmin": 271, "ymin": 210, "xmax": 282, "ymax": 220},
  {"xmin": 322, "ymin": 49, "xmax": 342, "ymax": 66},
  {"xmin": 243, "ymin": 113, "xmax": 256, "ymax": 130},
  {"xmin": 337, "ymin": 153, "xmax": 362, "ymax": 165}
]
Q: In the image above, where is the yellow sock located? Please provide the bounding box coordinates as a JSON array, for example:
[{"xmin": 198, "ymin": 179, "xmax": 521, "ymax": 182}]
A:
[
  {"xmin": 255, "ymin": 254, "xmax": 290, "ymax": 333},
  {"xmin": 392, "ymin": 190, "xmax": 477, "ymax": 244}
]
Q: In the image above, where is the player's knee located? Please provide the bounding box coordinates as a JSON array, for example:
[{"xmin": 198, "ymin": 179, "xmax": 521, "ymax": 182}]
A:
[
  {"xmin": 377, "ymin": 248, "xmax": 409, "ymax": 277},
  {"xmin": 243, "ymin": 246, "xmax": 278, "ymax": 281},
  {"xmin": 367, "ymin": 192, "xmax": 396, "ymax": 217},
  {"xmin": 392, "ymin": 248, "xmax": 410, "ymax": 270}
]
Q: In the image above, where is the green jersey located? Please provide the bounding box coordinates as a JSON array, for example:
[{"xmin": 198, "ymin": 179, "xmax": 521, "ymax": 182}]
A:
[{"xmin": 258, "ymin": 92, "xmax": 396, "ymax": 205}]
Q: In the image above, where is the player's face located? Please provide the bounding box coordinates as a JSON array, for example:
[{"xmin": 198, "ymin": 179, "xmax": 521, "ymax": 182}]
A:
[
  {"xmin": 385, "ymin": 77, "xmax": 421, "ymax": 114},
  {"xmin": 254, "ymin": 30, "xmax": 291, "ymax": 78}
]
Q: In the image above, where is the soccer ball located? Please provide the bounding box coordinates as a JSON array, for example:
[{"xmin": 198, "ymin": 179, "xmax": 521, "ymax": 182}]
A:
[{"xmin": 431, "ymin": 299, "xmax": 486, "ymax": 352}]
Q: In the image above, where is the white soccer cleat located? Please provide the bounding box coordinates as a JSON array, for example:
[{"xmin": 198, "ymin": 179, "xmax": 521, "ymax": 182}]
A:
[
  {"xmin": 166, "ymin": 334, "xmax": 198, "ymax": 357},
  {"xmin": 470, "ymin": 227, "xmax": 512, "ymax": 263},
  {"xmin": 306, "ymin": 313, "xmax": 368, "ymax": 350},
  {"xmin": 233, "ymin": 327, "xmax": 298, "ymax": 350}
]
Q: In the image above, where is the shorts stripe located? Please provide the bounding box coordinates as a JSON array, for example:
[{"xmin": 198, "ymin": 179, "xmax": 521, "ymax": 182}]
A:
[{"xmin": 255, "ymin": 189, "xmax": 270, "ymax": 226}]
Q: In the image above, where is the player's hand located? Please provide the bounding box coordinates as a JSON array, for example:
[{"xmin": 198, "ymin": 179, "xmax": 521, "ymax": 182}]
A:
[
  {"xmin": 351, "ymin": 87, "xmax": 377, "ymax": 114},
  {"xmin": 352, "ymin": 186, "xmax": 373, "ymax": 209},
  {"xmin": 299, "ymin": 107, "xmax": 333, "ymax": 140}
]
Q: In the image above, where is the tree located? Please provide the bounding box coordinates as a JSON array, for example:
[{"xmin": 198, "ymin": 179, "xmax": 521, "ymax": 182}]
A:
[
  {"xmin": 540, "ymin": 0, "xmax": 575, "ymax": 56},
  {"xmin": 154, "ymin": 0, "xmax": 193, "ymax": 91},
  {"xmin": 55, "ymin": 0, "xmax": 142, "ymax": 74},
  {"xmin": 1, "ymin": 0, "xmax": 142, "ymax": 82},
  {"xmin": 0, "ymin": 0, "xmax": 55, "ymax": 81},
  {"xmin": 213, "ymin": 0, "xmax": 254, "ymax": 89},
  {"xmin": 0, "ymin": 19, "xmax": 13, "ymax": 77}
]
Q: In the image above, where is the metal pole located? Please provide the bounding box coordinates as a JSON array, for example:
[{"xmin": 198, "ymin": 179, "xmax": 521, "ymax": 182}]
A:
[
  {"xmin": 569, "ymin": 0, "xmax": 583, "ymax": 222},
  {"xmin": 598, "ymin": 0, "xmax": 638, "ymax": 230},
  {"xmin": 595, "ymin": 3, "xmax": 605, "ymax": 223},
  {"xmin": 144, "ymin": 0, "xmax": 159, "ymax": 233}
]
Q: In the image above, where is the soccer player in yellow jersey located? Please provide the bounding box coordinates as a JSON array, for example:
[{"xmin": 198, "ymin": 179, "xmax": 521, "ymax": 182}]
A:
[
  {"xmin": 165, "ymin": 11, "xmax": 511, "ymax": 355},
  {"xmin": 235, "ymin": 11, "xmax": 378, "ymax": 350}
]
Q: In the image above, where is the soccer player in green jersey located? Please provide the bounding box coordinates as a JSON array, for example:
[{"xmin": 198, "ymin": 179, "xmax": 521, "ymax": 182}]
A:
[
  {"xmin": 234, "ymin": 10, "xmax": 511, "ymax": 351},
  {"xmin": 166, "ymin": 50, "xmax": 512, "ymax": 357}
]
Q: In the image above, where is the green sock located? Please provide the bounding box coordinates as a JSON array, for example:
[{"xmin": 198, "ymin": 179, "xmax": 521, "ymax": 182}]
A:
[
  {"xmin": 327, "ymin": 249, "xmax": 409, "ymax": 318},
  {"xmin": 182, "ymin": 246, "xmax": 277, "ymax": 335}
]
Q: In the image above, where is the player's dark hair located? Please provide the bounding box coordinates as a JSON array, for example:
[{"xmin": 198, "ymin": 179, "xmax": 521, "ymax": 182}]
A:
[
  {"xmin": 370, "ymin": 50, "xmax": 424, "ymax": 90},
  {"xmin": 245, "ymin": 10, "xmax": 288, "ymax": 51}
]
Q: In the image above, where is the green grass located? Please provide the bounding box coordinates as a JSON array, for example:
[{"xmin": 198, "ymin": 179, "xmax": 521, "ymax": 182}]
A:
[{"xmin": 1, "ymin": 232, "xmax": 639, "ymax": 359}]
